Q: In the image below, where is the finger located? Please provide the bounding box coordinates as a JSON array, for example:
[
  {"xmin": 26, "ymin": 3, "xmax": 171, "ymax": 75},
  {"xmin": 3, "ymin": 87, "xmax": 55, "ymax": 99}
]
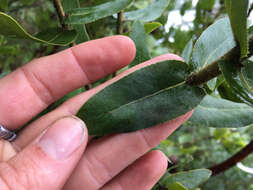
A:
[
  {"xmin": 15, "ymin": 53, "xmax": 183, "ymax": 149},
  {"xmin": 0, "ymin": 36, "xmax": 135, "ymax": 129},
  {"xmin": 0, "ymin": 116, "xmax": 88, "ymax": 190},
  {"xmin": 63, "ymin": 112, "xmax": 192, "ymax": 190},
  {"xmin": 101, "ymin": 151, "xmax": 167, "ymax": 190}
]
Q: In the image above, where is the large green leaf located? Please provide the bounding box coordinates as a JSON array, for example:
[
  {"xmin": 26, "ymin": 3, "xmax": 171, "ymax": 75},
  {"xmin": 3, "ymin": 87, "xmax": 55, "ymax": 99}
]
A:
[
  {"xmin": 181, "ymin": 39, "xmax": 193, "ymax": 64},
  {"xmin": 77, "ymin": 60, "xmax": 205, "ymax": 136},
  {"xmin": 0, "ymin": 12, "xmax": 77, "ymax": 46},
  {"xmin": 124, "ymin": 0, "xmax": 170, "ymax": 22},
  {"xmin": 225, "ymin": 0, "xmax": 249, "ymax": 58},
  {"xmin": 192, "ymin": 17, "xmax": 236, "ymax": 70},
  {"xmin": 65, "ymin": 0, "xmax": 132, "ymax": 24},
  {"xmin": 219, "ymin": 60, "xmax": 253, "ymax": 106},
  {"xmin": 160, "ymin": 169, "xmax": 211, "ymax": 189},
  {"xmin": 129, "ymin": 21, "xmax": 151, "ymax": 67},
  {"xmin": 62, "ymin": 0, "xmax": 90, "ymax": 44},
  {"xmin": 190, "ymin": 95, "xmax": 253, "ymax": 128}
]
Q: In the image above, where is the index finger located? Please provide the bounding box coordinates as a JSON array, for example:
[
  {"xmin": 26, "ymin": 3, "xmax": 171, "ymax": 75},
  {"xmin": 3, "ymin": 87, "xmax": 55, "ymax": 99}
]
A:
[{"xmin": 0, "ymin": 36, "xmax": 136, "ymax": 129}]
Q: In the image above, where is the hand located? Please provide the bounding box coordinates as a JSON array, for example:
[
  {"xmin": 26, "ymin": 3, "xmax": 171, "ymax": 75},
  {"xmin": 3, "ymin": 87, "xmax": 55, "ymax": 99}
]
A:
[{"xmin": 0, "ymin": 36, "xmax": 192, "ymax": 190}]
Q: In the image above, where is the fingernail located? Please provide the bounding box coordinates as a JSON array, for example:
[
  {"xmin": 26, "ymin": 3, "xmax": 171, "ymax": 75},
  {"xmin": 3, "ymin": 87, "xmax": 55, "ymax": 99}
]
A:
[{"xmin": 38, "ymin": 116, "xmax": 85, "ymax": 160}]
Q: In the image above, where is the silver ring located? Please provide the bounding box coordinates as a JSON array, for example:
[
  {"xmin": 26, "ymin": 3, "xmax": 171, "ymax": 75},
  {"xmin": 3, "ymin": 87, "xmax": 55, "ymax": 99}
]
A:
[{"xmin": 0, "ymin": 124, "xmax": 16, "ymax": 142}]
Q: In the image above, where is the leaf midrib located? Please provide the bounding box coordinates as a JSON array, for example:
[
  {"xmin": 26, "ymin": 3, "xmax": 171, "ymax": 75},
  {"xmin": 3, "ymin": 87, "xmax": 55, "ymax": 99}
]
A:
[{"xmin": 105, "ymin": 81, "xmax": 186, "ymax": 115}]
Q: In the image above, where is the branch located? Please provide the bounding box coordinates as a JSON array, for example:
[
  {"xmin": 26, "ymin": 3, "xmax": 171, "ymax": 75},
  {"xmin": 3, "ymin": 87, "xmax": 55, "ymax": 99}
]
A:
[
  {"xmin": 117, "ymin": 11, "xmax": 124, "ymax": 34},
  {"xmin": 112, "ymin": 10, "xmax": 124, "ymax": 78},
  {"xmin": 186, "ymin": 35, "xmax": 253, "ymax": 86},
  {"xmin": 53, "ymin": 0, "xmax": 67, "ymax": 28},
  {"xmin": 209, "ymin": 140, "xmax": 253, "ymax": 176}
]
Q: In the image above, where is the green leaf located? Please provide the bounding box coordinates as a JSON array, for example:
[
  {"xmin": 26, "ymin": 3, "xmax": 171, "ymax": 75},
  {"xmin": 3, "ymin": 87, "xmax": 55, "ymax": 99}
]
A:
[
  {"xmin": 124, "ymin": 22, "xmax": 162, "ymax": 36},
  {"xmin": 167, "ymin": 182, "xmax": 188, "ymax": 190},
  {"xmin": 62, "ymin": 0, "xmax": 90, "ymax": 44},
  {"xmin": 241, "ymin": 60, "xmax": 253, "ymax": 91},
  {"xmin": 198, "ymin": 0, "xmax": 215, "ymax": 11},
  {"xmin": 219, "ymin": 60, "xmax": 253, "ymax": 106},
  {"xmin": 218, "ymin": 81, "xmax": 243, "ymax": 103},
  {"xmin": 144, "ymin": 22, "xmax": 162, "ymax": 34},
  {"xmin": 77, "ymin": 60, "xmax": 205, "ymax": 136},
  {"xmin": 0, "ymin": 45, "xmax": 18, "ymax": 55},
  {"xmin": 190, "ymin": 95, "xmax": 253, "ymax": 128},
  {"xmin": 65, "ymin": 0, "xmax": 132, "ymax": 24},
  {"xmin": 0, "ymin": 12, "xmax": 77, "ymax": 46},
  {"xmin": 192, "ymin": 17, "xmax": 236, "ymax": 70},
  {"xmin": 181, "ymin": 39, "xmax": 193, "ymax": 64},
  {"xmin": 161, "ymin": 169, "xmax": 212, "ymax": 189},
  {"xmin": 0, "ymin": 0, "xmax": 8, "ymax": 11},
  {"xmin": 226, "ymin": 0, "xmax": 249, "ymax": 58},
  {"xmin": 129, "ymin": 20, "xmax": 151, "ymax": 67},
  {"xmin": 124, "ymin": 0, "xmax": 170, "ymax": 22}
]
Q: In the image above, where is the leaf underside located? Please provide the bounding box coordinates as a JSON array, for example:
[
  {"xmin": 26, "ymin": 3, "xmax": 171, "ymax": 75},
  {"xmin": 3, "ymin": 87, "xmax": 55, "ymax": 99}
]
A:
[
  {"xmin": 190, "ymin": 95, "xmax": 253, "ymax": 128},
  {"xmin": 78, "ymin": 60, "xmax": 205, "ymax": 136},
  {"xmin": 0, "ymin": 12, "xmax": 77, "ymax": 46}
]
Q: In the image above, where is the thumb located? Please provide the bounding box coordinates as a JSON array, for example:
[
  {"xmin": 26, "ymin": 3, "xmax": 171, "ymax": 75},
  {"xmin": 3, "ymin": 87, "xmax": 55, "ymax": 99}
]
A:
[{"xmin": 0, "ymin": 116, "xmax": 87, "ymax": 190}]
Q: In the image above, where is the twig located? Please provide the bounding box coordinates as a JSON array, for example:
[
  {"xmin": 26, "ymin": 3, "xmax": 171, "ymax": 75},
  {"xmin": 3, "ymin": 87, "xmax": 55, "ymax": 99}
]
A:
[
  {"xmin": 117, "ymin": 11, "xmax": 124, "ymax": 34},
  {"xmin": 186, "ymin": 35, "xmax": 253, "ymax": 86},
  {"xmin": 112, "ymin": 11, "xmax": 124, "ymax": 78},
  {"xmin": 53, "ymin": 0, "xmax": 67, "ymax": 28},
  {"xmin": 209, "ymin": 140, "xmax": 253, "ymax": 176}
]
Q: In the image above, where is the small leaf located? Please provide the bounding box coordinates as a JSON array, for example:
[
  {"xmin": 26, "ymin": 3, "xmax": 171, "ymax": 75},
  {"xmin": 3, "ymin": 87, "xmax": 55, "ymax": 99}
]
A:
[
  {"xmin": 0, "ymin": 12, "xmax": 77, "ymax": 46},
  {"xmin": 219, "ymin": 60, "xmax": 253, "ymax": 106},
  {"xmin": 124, "ymin": 22, "xmax": 162, "ymax": 36},
  {"xmin": 124, "ymin": 0, "xmax": 170, "ymax": 22},
  {"xmin": 167, "ymin": 182, "xmax": 188, "ymax": 190},
  {"xmin": 190, "ymin": 95, "xmax": 253, "ymax": 128},
  {"xmin": 241, "ymin": 60, "xmax": 253, "ymax": 91},
  {"xmin": 161, "ymin": 169, "xmax": 212, "ymax": 189},
  {"xmin": 192, "ymin": 17, "xmax": 236, "ymax": 70},
  {"xmin": 129, "ymin": 21, "xmax": 151, "ymax": 67},
  {"xmin": 181, "ymin": 39, "xmax": 193, "ymax": 64},
  {"xmin": 144, "ymin": 22, "xmax": 162, "ymax": 34},
  {"xmin": 65, "ymin": 0, "xmax": 132, "ymax": 24},
  {"xmin": 77, "ymin": 60, "xmax": 205, "ymax": 136},
  {"xmin": 62, "ymin": 0, "xmax": 90, "ymax": 43},
  {"xmin": 218, "ymin": 82, "xmax": 243, "ymax": 103},
  {"xmin": 0, "ymin": 0, "xmax": 8, "ymax": 11},
  {"xmin": 226, "ymin": 0, "xmax": 249, "ymax": 58}
]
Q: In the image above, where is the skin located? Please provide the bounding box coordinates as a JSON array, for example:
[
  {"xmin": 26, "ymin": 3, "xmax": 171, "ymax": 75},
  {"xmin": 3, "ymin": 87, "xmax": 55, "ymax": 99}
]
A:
[{"xmin": 0, "ymin": 36, "xmax": 192, "ymax": 190}]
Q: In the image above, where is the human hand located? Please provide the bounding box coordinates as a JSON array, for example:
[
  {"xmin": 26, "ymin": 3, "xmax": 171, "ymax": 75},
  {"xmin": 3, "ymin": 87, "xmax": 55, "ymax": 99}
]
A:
[{"xmin": 0, "ymin": 36, "xmax": 192, "ymax": 190}]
